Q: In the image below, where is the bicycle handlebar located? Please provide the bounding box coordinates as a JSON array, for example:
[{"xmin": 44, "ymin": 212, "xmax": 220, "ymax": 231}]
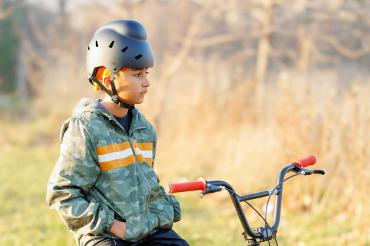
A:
[
  {"xmin": 168, "ymin": 155, "xmax": 325, "ymax": 245},
  {"xmin": 169, "ymin": 155, "xmax": 318, "ymax": 194}
]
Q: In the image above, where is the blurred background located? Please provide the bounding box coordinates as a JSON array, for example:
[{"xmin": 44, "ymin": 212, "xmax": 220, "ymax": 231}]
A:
[{"xmin": 1, "ymin": 0, "xmax": 369, "ymax": 245}]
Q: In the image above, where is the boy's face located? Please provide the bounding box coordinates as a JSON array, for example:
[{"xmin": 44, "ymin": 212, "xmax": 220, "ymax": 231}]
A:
[{"xmin": 106, "ymin": 67, "xmax": 150, "ymax": 104}]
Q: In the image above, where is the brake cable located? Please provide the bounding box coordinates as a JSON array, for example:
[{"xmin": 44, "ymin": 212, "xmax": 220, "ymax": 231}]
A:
[
  {"xmin": 221, "ymin": 186, "xmax": 278, "ymax": 246},
  {"xmin": 262, "ymin": 172, "xmax": 303, "ymax": 245}
]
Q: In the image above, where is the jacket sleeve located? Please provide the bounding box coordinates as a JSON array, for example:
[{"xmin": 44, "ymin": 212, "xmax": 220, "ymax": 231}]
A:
[
  {"xmin": 46, "ymin": 117, "xmax": 114, "ymax": 235},
  {"xmin": 160, "ymin": 186, "xmax": 182, "ymax": 222}
]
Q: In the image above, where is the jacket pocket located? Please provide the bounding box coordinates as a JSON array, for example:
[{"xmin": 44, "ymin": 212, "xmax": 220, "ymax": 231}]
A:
[
  {"xmin": 149, "ymin": 199, "xmax": 174, "ymax": 229},
  {"xmin": 167, "ymin": 195, "xmax": 181, "ymax": 222},
  {"xmin": 124, "ymin": 212, "xmax": 159, "ymax": 242}
]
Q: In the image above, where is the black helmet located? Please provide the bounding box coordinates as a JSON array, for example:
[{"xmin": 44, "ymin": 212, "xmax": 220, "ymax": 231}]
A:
[
  {"xmin": 86, "ymin": 19, "xmax": 154, "ymax": 108},
  {"xmin": 87, "ymin": 19, "xmax": 154, "ymax": 77}
]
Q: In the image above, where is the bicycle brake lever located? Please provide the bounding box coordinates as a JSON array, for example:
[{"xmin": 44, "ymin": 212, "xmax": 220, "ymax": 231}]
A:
[
  {"xmin": 200, "ymin": 185, "xmax": 223, "ymax": 198},
  {"xmin": 298, "ymin": 168, "xmax": 312, "ymax": 175},
  {"xmin": 312, "ymin": 169, "xmax": 325, "ymax": 175},
  {"xmin": 298, "ymin": 168, "xmax": 325, "ymax": 176}
]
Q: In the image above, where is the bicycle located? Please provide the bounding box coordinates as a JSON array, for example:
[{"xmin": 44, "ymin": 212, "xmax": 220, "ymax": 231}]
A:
[{"xmin": 168, "ymin": 155, "xmax": 325, "ymax": 245}]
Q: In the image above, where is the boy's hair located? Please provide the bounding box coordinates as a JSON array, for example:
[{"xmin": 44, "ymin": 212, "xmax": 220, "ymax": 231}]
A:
[{"xmin": 92, "ymin": 67, "xmax": 112, "ymax": 91}]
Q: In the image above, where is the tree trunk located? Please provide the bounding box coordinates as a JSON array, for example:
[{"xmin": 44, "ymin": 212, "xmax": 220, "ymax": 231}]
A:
[
  {"xmin": 16, "ymin": 43, "xmax": 28, "ymax": 99},
  {"xmin": 254, "ymin": 0, "xmax": 273, "ymax": 118},
  {"xmin": 297, "ymin": 28, "xmax": 312, "ymax": 72},
  {"xmin": 255, "ymin": 34, "xmax": 270, "ymax": 85}
]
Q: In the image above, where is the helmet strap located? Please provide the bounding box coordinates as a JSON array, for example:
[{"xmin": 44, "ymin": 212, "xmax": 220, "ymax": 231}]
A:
[
  {"xmin": 89, "ymin": 76, "xmax": 132, "ymax": 109},
  {"xmin": 110, "ymin": 79, "xmax": 132, "ymax": 109}
]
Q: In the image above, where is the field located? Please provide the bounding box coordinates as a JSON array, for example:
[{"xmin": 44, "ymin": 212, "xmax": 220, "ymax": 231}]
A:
[
  {"xmin": 1, "ymin": 70, "xmax": 369, "ymax": 246},
  {"xmin": 1, "ymin": 1, "xmax": 370, "ymax": 245}
]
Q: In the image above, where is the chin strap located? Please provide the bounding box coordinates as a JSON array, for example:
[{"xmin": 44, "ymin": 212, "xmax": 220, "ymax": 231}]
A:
[{"xmin": 89, "ymin": 76, "xmax": 132, "ymax": 109}]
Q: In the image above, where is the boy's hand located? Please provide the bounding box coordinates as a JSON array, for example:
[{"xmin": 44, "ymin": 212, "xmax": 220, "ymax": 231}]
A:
[{"xmin": 110, "ymin": 219, "xmax": 126, "ymax": 240}]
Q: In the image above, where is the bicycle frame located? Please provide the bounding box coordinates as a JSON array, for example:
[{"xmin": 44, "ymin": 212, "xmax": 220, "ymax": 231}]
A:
[{"xmin": 168, "ymin": 155, "xmax": 325, "ymax": 245}]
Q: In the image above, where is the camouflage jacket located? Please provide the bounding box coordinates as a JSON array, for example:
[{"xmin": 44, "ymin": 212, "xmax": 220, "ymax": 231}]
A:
[{"xmin": 46, "ymin": 98, "xmax": 181, "ymax": 246}]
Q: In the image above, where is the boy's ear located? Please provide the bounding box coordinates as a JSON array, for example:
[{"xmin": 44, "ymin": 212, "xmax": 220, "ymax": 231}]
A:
[{"xmin": 103, "ymin": 76, "xmax": 111, "ymax": 88}]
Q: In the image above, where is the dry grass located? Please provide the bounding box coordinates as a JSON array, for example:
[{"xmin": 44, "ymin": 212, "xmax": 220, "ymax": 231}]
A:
[{"xmin": 140, "ymin": 62, "xmax": 370, "ymax": 244}]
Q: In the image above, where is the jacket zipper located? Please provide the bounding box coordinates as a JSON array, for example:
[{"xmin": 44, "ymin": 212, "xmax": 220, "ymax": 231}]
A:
[
  {"xmin": 107, "ymin": 116, "xmax": 153, "ymax": 214},
  {"xmin": 127, "ymin": 136, "xmax": 152, "ymax": 214}
]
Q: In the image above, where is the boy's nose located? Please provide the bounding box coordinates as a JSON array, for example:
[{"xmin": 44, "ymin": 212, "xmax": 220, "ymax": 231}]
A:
[{"xmin": 143, "ymin": 78, "xmax": 150, "ymax": 87}]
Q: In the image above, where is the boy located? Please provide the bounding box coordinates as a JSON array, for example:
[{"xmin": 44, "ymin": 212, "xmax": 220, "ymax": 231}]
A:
[{"xmin": 46, "ymin": 19, "xmax": 189, "ymax": 246}]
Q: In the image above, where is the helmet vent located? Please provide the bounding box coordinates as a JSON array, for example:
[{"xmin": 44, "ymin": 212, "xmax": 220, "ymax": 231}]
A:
[
  {"xmin": 121, "ymin": 46, "xmax": 128, "ymax": 52},
  {"xmin": 109, "ymin": 41, "xmax": 114, "ymax": 48},
  {"xmin": 95, "ymin": 41, "xmax": 99, "ymax": 47},
  {"xmin": 135, "ymin": 54, "xmax": 142, "ymax": 59}
]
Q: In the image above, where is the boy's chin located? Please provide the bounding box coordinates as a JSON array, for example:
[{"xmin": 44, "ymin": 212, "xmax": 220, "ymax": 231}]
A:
[{"xmin": 136, "ymin": 97, "xmax": 146, "ymax": 104}]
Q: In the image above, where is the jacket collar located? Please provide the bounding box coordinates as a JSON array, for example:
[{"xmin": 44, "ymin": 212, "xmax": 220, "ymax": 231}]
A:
[{"xmin": 73, "ymin": 98, "xmax": 146, "ymax": 135}]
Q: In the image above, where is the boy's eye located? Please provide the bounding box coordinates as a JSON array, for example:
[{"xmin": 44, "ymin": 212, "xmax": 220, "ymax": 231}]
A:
[{"xmin": 135, "ymin": 71, "xmax": 149, "ymax": 77}]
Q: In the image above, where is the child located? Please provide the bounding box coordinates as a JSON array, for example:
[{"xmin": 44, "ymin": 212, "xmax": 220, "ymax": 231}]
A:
[{"xmin": 46, "ymin": 19, "xmax": 189, "ymax": 246}]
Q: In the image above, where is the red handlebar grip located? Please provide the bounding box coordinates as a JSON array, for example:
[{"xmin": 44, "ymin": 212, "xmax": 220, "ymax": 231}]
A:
[
  {"xmin": 168, "ymin": 180, "xmax": 207, "ymax": 194},
  {"xmin": 293, "ymin": 155, "xmax": 316, "ymax": 167}
]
